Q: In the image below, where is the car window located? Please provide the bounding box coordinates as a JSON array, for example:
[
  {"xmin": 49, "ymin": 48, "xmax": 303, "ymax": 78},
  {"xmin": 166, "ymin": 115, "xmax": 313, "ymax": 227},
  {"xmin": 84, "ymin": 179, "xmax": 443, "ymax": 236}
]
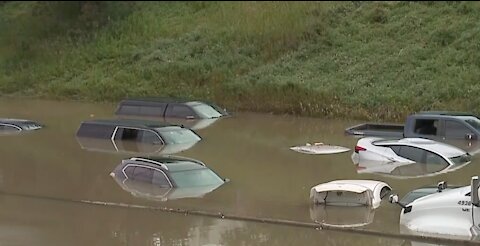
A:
[
  {"xmin": 389, "ymin": 145, "xmax": 401, "ymax": 155},
  {"xmin": 152, "ymin": 170, "xmax": 172, "ymax": 188},
  {"xmin": 157, "ymin": 127, "xmax": 201, "ymax": 144},
  {"xmin": 77, "ymin": 123, "xmax": 116, "ymax": 138},
  {"xmin": 169, "ymin": 169, "xmax": 224, "ymax": 188},
  {"xmin": 117, "ymin": 105, "xmax": 141, "ymax": 115},
  {"xmin": 425, "ymin": 151, "xmax": 449, "ymax": 166},
  {"xmin": 115, "ymin": 128, "xmax": 161, "ymax": 144},
  {"xmin": 130, "ymin": 166, "xmax": 154, "ymax": 183},
  {"xmin": 414, "ymin": 119, "xmax": 439, "ymax": 136},
  {"xmin": 139, "ymin": 105, "xmax": 165, "ymax": 117},
  {"xmin": 165, "ymin": 105, "xmax": 197, "ymax": 119},
  {"xmin": 124, "ymin": 165, "xmax": 135, "ymax": 177},
  {"xmin": 193, "ymin": 104, "xmax": 223, "ymax": 118},
  {"xmin": 397, "ymin": 146, "xmax": 425, "ymax": 163},
  {"xmin": 138, "ymin": 130, "xmax": 162, "ymax": 144},
  {"xmin": 445, "ymin": 120, "xmax": 473, "ymax": 139}
]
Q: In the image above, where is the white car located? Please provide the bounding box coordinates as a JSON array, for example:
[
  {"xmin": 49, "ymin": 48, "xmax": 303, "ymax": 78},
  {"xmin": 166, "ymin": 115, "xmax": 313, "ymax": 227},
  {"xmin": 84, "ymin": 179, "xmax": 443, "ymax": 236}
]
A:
[
  {"xmin": 389, "ymin": 176, "xmax": 480, "ymax": 240},
  {"xmin": 352, "ymin": 137, "xmax": 472, "ymax": 177},
  {"xmin": 310, "ymin": 180, "xmax": 391, "ymax": 209}
]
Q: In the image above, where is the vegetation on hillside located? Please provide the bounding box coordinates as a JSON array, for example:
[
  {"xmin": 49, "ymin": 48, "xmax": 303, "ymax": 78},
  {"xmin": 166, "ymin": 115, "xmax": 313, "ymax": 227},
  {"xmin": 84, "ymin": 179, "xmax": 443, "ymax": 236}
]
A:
[{"xmin": 1, "ymin": 1, "xmax": 480, "ymax": 120}]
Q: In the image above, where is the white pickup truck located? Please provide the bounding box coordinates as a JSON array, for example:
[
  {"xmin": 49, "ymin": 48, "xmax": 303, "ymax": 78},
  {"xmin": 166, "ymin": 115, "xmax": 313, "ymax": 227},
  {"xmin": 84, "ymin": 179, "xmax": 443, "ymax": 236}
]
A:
[{"xmin": 390, "ymin": 176, "xmax": 480, "ymax": 239}]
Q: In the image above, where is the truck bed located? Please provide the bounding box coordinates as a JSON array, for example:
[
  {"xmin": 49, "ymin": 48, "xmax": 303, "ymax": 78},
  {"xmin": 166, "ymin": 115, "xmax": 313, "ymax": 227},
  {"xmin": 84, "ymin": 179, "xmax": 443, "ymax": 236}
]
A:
[{"xmin": 345, "ymin": 123, "xmax": 404, "ymax": 137}]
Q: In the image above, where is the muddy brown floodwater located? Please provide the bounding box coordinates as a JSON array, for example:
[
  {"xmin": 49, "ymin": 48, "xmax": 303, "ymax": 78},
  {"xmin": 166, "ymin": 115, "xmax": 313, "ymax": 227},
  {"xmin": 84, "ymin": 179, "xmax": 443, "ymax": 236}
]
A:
[{"xmin": 0, "ymin": 98, "xmax": 478, "ymax": 245}]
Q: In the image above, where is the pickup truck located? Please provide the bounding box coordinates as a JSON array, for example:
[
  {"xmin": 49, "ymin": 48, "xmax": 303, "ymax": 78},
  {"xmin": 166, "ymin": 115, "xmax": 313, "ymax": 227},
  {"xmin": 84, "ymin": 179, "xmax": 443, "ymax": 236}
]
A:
[
  {"xmin": 389, "ymin": 177, "xmax": 480, "ymax": 239},
  {"xmin": 345, "ymin": 111, "xmax": 480, "ymax": 141}
]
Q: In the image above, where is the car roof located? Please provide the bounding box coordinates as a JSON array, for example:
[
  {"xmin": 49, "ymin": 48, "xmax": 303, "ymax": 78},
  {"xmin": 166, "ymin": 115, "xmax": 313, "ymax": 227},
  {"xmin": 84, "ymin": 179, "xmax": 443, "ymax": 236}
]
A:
[
  {"xmin": 82, "ymin": 119, "xmax": 182, "ymax": 129},
  {"xmin": 0, "ymin": 118, "xmax": 42, "ymax": 129},
  {"xmin": 120, "ymin": 97, "xmax": 206, "ymax": 105},
  {"xmin": 373, "ymin": 138, "xmax": 466, "ymax": 157},
  {"xmin": 415, "ymin": 111, "xmax": 479, "ymax": 118},
  {"xmin": 126, "ymin": 156, "xmax": 206, "ymax": 172}
]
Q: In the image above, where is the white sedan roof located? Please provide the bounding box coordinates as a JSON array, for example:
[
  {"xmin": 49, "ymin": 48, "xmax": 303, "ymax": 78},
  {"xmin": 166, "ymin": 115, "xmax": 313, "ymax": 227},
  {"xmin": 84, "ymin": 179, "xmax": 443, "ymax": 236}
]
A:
[
  {"xmin": 373, "ymin": 138, "xmax": 466, "ymax": 158},
  {"xmin": 311, "ymin": 180, "xmax": 389, "ymax": 194}
]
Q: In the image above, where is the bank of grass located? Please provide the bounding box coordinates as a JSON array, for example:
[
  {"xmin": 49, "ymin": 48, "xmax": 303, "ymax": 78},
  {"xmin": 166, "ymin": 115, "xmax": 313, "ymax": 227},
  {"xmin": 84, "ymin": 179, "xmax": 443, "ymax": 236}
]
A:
[{"xmin": 1, "ymin": 1, "xmax": 480, "ymax": 120}]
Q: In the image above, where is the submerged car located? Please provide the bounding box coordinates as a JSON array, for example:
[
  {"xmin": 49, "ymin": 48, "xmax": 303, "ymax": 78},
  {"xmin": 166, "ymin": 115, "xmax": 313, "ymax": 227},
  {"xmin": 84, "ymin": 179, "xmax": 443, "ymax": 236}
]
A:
[
  {"xmin": 76, "ymin": 119, "xmax": 201, "ymax": 145},
  {"xmin": 310, "ymin": 180, "xmax": 391, "ymax": 209},
  {"xmin": 399, "ymin": 183, "xmax": 462, "ymax": 205},
  {"xmin": 76, "ymin": 137, "xmax": 198, "ymax": 156},
  {"xmin": 115, "ymin": 98, "xmax": 229, "ymax": 120},
  {"xmin": 0, "ymin": 118, "xmax": 42, "ymax": 134},
  {"xmin": 389, "ymin": 176, "xmax": 480, "ymax": 239},
  {"xmin": 353, "ymin": 137, "xmax": 471, "ymax": 166},
  {"xmin": 110, "ymin": 156, "xmax": 227, "ymax": 201}
]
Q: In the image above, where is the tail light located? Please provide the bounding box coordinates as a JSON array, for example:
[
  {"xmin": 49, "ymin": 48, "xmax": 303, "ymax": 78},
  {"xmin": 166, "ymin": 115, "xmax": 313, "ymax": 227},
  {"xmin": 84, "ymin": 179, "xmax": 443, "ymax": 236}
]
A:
[
  {"xmin": 355, "ymin": 164, "xmax": 366, "ymax": 170},
  {"xmin": 354, "ymin": 146, "xmax": 366, "ymax": 153}
]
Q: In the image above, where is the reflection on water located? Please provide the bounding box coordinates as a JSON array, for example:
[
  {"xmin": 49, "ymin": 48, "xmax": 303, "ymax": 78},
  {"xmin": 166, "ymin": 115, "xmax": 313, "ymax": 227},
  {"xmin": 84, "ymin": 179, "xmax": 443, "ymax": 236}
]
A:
[
  {"xmin": 111, "ymin": 173, "xmax": 224, "ymax": 202},
  {"xmin": 0, "ymin": 99, "xmax": 478, "ymax": 245},
  {"xmin": 309, "ymin": 205, "xmax": 375, "ymax": 228}
]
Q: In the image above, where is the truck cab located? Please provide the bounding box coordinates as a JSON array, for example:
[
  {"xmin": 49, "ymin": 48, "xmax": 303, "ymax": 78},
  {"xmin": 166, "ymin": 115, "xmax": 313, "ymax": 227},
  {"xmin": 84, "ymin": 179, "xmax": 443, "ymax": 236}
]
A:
[
  {"xmin": 404, "ymin": 111, "xmax": 480, "ymax": 141},
  {"xmin": 390, "ymin": 176, "xmax": 480, "ymax": 239}
]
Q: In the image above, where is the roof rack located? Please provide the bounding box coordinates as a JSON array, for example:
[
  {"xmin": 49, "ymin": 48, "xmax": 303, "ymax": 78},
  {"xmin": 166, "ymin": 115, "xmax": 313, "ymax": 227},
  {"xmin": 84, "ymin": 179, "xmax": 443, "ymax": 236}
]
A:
[{"xmin": 129, "ymin": 157, "xmax": 169, "ymax": 170}]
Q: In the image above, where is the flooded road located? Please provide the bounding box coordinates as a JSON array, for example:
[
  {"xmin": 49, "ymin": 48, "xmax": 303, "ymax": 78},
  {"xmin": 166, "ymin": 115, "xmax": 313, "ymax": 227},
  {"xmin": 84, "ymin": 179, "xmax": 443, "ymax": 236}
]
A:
[{"xmin": 0, "ymin": 98, "xmax": 478, "ymax": 245}]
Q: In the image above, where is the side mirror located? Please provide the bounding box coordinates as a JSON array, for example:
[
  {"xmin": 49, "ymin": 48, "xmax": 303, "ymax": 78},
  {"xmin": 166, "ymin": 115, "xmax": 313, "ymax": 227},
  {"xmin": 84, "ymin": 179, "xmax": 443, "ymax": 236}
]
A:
[
  {"xmin": 466, "ymin": 133, "xmax": 477, "ymax": 140},
  {"xmin": 389, "ymin": 194, "xmax": 399, "ymax": 204},
  {"xmin": 437, "ymin": 181, "xmax": 447, "ymax": 192},
  {"xmin": 472, "ymin": 176, "xmax": 480, "ymax": 207}
]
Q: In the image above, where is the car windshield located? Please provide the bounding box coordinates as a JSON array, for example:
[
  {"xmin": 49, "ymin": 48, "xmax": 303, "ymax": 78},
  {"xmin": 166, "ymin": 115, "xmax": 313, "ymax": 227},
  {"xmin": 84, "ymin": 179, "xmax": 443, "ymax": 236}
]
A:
[
  {"xmin": 193, "ymin": 104, "xmax": 223, "ymax": 118},
  {"xmin": 157, "ymin": 127, "xmax": 201, "ymax": 144},
  {"xmin": 449, "ymin": 153, "xmax": 472, "ymax": 165},
  {"xmin": 169, "ymin": 169, "xmax": 224, "ymax": 188}
]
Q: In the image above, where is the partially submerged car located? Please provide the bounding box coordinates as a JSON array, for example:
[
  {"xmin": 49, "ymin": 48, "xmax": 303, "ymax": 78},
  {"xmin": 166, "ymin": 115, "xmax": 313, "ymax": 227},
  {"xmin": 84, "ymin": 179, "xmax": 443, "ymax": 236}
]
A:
[
  {"xmin": 115, "ymin": 98, "xmax": 229, "ymax": 120},
  {"xmin": 353, "ymin": 137, "xmax": 471, "ymax": 166},
  {"xmin": 110, "ymin": 156, "xmax": 227, "ymax": 201},
  {"xmin": 76, "ymin": 119, "xmax": 201, "ymax": 145},
  {"xmin": 310, "ymin": 180, "xmax": 391, "ymax": 209},
  {"xmin": 399, "ymin": 182, "xmax": 462, "ymax": 205},
  {"xmin": 389, "ymin": 176, "xmax": 480, "ymax": 239},
  {"xmin": 76, "ymin": 137, "xmax": 198, "ymax": 155},
  {"xmin": 0, "ymin": 118, "xmax": 42, "ymax": 134}
]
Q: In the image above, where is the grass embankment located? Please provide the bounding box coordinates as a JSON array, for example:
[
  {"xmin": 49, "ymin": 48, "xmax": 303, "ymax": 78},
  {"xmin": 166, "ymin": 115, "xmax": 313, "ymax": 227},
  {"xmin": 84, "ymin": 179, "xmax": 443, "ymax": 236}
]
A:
[{"xmin": 1, "ymin": 1, "xmax": 480, "ymax": 120}]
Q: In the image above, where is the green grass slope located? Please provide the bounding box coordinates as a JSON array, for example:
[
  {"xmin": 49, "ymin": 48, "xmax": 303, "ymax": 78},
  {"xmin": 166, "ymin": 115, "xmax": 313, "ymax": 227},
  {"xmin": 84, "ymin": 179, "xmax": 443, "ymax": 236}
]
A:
[{"xmin": 1, "ymin": 1, "xmax": 479, "ymax": 120}]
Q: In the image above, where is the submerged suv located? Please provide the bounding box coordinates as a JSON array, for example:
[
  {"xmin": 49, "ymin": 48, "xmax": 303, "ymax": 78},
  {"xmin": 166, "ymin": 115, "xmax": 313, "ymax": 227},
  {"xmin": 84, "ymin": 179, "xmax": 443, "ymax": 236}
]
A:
[
  {"xmin": 115, "ymin": 98, "xmax": 229, "ymax": 119},
  {"xmin": 76, "ymin": 119, "xmax": 201, "ymax": 145},
  {"xmin": 110, "ymin": 156, "xmax": 227, "ymax": 201}
]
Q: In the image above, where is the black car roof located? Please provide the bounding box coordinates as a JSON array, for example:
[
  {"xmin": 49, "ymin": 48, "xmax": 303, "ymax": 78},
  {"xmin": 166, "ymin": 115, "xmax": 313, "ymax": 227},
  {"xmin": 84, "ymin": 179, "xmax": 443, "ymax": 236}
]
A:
[
  {"xmin": 83, "ymin": 119, "xmax": 181, "ymax": 129},
  {"xmin": 119, "ymin": 97, "xmax": 202, "ymax": 104}
]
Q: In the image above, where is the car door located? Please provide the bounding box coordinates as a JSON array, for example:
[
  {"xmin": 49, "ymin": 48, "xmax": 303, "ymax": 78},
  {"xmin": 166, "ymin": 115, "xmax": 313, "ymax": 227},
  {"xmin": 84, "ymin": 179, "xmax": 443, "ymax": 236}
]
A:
[{"xmin": 444, "ymin": 120, "xmax": 475, "ymax": 140}]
